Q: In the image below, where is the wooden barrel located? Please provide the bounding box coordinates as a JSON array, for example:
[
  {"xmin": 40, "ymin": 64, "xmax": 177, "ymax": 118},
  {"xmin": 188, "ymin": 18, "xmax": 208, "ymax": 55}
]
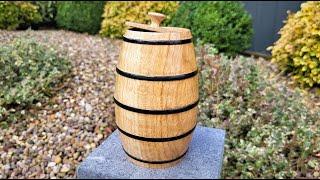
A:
[{"xmin": 114, "ymin": 12, "xmax": 198, "ymax": 168}]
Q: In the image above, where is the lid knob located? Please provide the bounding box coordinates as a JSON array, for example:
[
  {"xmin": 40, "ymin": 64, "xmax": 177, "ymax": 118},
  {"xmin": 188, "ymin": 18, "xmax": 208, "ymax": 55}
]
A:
[{"xmin": 148, "ymin": 12, "xmax": 166, "ymax": 27}]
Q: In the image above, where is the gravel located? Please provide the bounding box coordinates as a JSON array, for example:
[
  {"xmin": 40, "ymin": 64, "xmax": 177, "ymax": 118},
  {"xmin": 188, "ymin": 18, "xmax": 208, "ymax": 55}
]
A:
[{"xmin": 0, "ymin": 29, "xmax": 120, "ymax": 178}]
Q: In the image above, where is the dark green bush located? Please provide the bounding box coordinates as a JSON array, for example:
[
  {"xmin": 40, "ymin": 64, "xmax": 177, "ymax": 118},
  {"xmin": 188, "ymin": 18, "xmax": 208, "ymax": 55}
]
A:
[
  {"xmin": 55, "ymin": 1, "xmax": 105, "ymax": 34},
  {"xmin": 197, "ymin": 45, "xmax": 320, "ymax": 178},
  {"xmin": 0, "ymin": 37, "xmax": 71, "ymax": 128},
  {"xmin": 171, "ymin": 1, "xmax": 253, "ymax": 56},
  {"xmin": 31, "ymin": 1, "xmax": 57, "ymax": 27},
  {"xmin": 0, "ymin": 1, "xmax": 42, "ymax": 30}
]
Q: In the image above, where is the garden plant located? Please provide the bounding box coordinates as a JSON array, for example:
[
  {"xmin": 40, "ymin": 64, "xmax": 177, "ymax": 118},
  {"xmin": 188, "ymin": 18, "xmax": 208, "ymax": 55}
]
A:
[
  {"xmin": 171, "ymin": 1, "xmax": 253, "ymax": 56},
  {"xmin": 56, "ymin": 1, "xmax": 105, "ymax": 34},
  {"xmin": 100, "ymin": 1, "xmax": 179, "ymax": 38},
  {"xmin": 0, "ymin": 1, "xmax": 42, "ymax": 30},
  {"xmin": 269, "ymin": 1, "xmax": 320, "ymax": 88},
  {"xmin": 0, "ymin": 37, "xmax": 71, "ymax": 129},
  {"xmin": 198, "ymin": 45, "xmax": 320, "ymax": 178},
  {"xmin": 31, "ymin": 1, "xmax": 57, "ymax": 27}
]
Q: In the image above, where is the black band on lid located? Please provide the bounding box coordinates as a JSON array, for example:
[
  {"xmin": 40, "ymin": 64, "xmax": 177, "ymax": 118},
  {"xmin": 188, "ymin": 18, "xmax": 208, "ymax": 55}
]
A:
[{"xmin": 123, "ymin": 36, "xmax": 192, "ymax": 45}]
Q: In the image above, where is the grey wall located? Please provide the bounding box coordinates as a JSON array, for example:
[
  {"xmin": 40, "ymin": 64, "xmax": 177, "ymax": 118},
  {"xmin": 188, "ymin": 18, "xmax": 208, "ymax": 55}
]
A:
[{"xmin": 242, "ymin": 1, "xmax": 304, "ymax": 54}]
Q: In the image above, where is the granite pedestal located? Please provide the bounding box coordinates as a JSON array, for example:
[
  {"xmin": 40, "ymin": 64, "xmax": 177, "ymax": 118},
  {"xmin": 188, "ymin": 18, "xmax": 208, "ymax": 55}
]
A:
[{"xmin": 77, "ymin": 125, "xmax": 226, "ymax": 179}]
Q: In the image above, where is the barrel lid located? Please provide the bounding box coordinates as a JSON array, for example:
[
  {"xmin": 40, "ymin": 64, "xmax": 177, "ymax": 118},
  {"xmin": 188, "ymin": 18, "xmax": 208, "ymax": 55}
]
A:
[{"xmin": 124, "ymin": 12, "xmax": 192, "ymax": 41}]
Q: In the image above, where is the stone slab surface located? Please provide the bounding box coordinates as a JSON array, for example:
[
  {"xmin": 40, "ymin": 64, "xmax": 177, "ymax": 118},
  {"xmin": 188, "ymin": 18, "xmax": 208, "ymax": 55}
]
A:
[{"xmin": 77, "ymin": 125, "xmax": 226, "ymax": 179}]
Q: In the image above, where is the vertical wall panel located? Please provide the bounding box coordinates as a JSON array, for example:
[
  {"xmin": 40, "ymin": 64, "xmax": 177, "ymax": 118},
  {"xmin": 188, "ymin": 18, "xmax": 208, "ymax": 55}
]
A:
[{"xmin": 241, "ymin": 1, "xmax": 304, "ymax": 54}]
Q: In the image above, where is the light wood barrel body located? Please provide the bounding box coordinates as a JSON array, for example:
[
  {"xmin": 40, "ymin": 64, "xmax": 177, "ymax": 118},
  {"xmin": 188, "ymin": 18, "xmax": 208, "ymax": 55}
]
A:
[{"xmin": 114, "ymin": 27, "xmax": 198, "ymax": 168}]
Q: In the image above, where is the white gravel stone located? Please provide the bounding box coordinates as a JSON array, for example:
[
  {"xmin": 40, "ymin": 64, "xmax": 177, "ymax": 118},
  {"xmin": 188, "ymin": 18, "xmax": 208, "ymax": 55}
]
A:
[{"xmin": 48, "ymin": 162, "xmax": 56, "ymax": 168}]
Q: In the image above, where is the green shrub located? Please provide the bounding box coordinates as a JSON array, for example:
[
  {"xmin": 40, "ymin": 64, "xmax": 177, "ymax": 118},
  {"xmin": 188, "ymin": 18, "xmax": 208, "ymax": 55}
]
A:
[
  {"xmin": 100, "ymin": 1, "xmax": 179, "ymax": 38},
  {"xmin": 268, "ymin": 1, "xmax": 320, "ymax": 88},
  {"xmin": 31, "ymin": 1, "xmax": 57, "ymax": 26},
  {"xmin": 0, "ymin": 1, "xmax": 42, "ymax": 30},
  {"xmin": 56, "ymin": 1, "xmax": 105, "ymax": 34},
  {"xmin": 197, "ymin": 45, "xmax": 320, "ymax": 178},
  {"xmin": 171, "ymin": 1, "xmax": 253, "ymax": 56},
  {"xmin": 0, "ymin": 37, "xmax": 71, "ymax": 128}
]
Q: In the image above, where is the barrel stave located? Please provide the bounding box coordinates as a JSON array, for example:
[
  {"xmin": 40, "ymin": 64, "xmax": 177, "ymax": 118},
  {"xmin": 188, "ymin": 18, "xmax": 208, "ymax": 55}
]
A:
[{"xmin": 115, "ymin": 27, "xmax": 198, "ymax": 168}]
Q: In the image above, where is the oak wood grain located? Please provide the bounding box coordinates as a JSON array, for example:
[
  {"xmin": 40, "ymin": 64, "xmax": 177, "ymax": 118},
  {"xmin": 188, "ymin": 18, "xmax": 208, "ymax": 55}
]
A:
[{"xmin": 115, "ymin": 21, "xmax": 198, "ymax": 168}]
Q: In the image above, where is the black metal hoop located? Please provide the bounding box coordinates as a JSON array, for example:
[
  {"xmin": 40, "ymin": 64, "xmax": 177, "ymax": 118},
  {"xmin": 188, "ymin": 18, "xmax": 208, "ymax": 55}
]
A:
[
  {"xmin": 123, "ymin": 147, "xmax": 188, "ymax": 164},
  {"xmin": 114, "ymin": 97, "xmax": 199, "ymax": 115},
  {"xmin": 116, "ymin": 67, "xmax": 198, "ymax": 81},
  {"xmin": 123, "ymin": 36, "xmax": 192, "ymax": 45},
  {"xmin": 117, "ymin": 124, "xmax": 196, "ymax": 142}
]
